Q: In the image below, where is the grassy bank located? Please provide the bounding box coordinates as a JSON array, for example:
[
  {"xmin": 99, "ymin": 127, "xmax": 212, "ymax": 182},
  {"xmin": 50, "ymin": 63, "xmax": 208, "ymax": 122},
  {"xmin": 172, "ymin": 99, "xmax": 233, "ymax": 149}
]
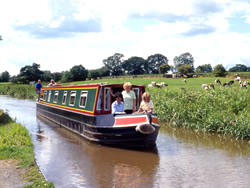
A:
[
  {"xmin": 0, "ymin": 110, "xmax": 54, "ymax": 187},
  {"xmin": 0, "ymin": 83, "xmax": 37, "ymax": 100},
  {"xmin": 150, "ymin": 87, "xmax": 249, "ymax": 139}
]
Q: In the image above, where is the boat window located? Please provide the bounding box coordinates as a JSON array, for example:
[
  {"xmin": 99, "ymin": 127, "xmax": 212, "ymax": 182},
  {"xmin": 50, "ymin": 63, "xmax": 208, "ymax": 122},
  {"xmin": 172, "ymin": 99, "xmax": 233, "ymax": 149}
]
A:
[
  {"xmin": 79, "ymin": 91, "xmax": 88, "ymax": 108},
  {"xmin": 43, "ymin": 91, "xmax": 47, "ymax": 101},
  {"xmin": 104, "ymin": 88, "xmax": 110, "ymax": 111},
  {"xmin": 62, "ymin": 91, "xmax": 67, "ymax": 105},
  {"xmin": 96, "ymin": 88, "xmax": 102, "ymax": 110},
  {"xmin": 53, "ymin": 91, "xmax": 59, "ymax": 103},
  {"xmin": 133, "ymin": 88, "xmax": 139, "ymax": 110},
  {"xmin": 69, "ymin": 91, "xmax": 76, "ymax": 106},
  {"xmin": 48, "ymin": 91, "xmax": 52, "ymax": 102}
]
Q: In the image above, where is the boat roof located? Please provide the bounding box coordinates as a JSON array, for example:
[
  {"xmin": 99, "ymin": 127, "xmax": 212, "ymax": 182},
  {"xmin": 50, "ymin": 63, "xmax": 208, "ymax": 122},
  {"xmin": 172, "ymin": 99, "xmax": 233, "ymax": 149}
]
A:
[{"xmin": 44, "ymin": 83, "xmax": 145, "ymax": 89}]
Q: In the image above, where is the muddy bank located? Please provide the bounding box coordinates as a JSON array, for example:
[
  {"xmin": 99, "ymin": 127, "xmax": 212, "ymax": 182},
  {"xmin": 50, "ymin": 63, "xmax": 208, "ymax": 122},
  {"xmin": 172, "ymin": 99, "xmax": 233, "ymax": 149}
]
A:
[{"xmin": 0, "ymin": 159, "xmax": 29, "ymax": 188}]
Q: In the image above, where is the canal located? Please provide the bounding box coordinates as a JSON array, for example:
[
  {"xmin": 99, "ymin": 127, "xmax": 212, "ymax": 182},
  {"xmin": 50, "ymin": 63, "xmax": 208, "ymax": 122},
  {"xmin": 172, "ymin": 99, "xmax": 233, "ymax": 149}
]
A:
[{"xmin": 0, "ymin": 95, "xmax": 249, "ymax": 188}]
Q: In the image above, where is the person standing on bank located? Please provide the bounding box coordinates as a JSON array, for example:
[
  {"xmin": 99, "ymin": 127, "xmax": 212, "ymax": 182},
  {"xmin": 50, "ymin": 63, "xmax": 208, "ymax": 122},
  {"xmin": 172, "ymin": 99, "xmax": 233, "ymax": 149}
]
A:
[
  {"xmin": 122, "ymin": 82, "xmax": 136, "ymax": 114},
  {"xmin": 35, "ymin": 79, "xmax": 42, "ymax": 101}
]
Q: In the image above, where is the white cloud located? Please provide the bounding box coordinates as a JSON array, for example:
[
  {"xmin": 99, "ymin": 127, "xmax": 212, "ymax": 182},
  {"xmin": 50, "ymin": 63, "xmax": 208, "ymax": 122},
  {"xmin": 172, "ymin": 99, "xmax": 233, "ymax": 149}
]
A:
[{"xmin": 0, "ymin": 0, "xmax": 250, "ymax": 76}]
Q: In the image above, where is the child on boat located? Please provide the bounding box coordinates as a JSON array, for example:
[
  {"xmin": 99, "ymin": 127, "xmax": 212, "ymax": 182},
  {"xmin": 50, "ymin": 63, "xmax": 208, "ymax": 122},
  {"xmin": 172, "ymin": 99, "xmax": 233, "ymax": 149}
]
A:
[
  {"xmin": 112, "ymin": 92, "xmax": 126, "ymax": 115},
  {"xmin": 137, "ymin": 92, "xmax": 154, "ymax": 114}
]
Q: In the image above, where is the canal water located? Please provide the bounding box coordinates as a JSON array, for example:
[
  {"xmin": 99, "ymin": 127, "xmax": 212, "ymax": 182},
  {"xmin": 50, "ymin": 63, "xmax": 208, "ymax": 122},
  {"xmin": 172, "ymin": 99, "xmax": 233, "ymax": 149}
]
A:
[{"xmin": 0, "ymin": 95, "xmax": 249, "ymax": 188}]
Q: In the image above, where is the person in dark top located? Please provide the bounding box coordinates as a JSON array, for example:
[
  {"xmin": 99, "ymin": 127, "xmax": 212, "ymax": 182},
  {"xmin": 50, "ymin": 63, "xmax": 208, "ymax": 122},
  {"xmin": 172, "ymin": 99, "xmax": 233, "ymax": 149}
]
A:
[{"xmin": 35, "ymin": 79, "xmax": 42, "ymax": 101}]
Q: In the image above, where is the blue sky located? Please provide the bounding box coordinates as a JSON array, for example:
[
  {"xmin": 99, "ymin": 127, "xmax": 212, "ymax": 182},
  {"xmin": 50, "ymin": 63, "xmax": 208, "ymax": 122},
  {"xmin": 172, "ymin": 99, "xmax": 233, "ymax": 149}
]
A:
[{"xmin": 0, "ymin": 0, "xmax": 250, "ymax": 76}]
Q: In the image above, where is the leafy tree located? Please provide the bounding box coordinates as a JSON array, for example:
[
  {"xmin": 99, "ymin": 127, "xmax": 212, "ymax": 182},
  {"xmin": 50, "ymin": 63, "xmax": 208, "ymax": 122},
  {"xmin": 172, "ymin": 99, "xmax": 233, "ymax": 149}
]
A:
[
  {"xmin": 103, "ymin": 53, "xmax": 124, "ymax": 76},
  {"xmin": 42, "ymin": 71, "xmax": 53, "ymax": 82},
  {"xmin": 174, "ymin": 52, "xmax": 194, "ymax": 71},
  {"xmin": 159, "ymin": 64, "xmax": 171, "ymax": 74},
  {"xmin": 88, "ymin": 69, "xmax": 101, "ymax": 79},
  {"xmin": 19, "ymin": 63, "xmax": 44, "ymax": 82},
  {"xmin": 0, "ymin": 71, "xmax": 10, "ymax": 82},
  {"xmin": 228, "ymin": 64, "xmax": 248, "ymax": 72},
  {"xmin": 123, "ymin": 56, "xmax": 148, "ymax": 75},
  {"xmin": 52, "ymin": 72, "xmax": 62, "ymax": 82},
  {"xmin": 147, "ymin": 54, "xmax": 168, "ymax": 74},
  {"xmin": 196, "ymin": 64, "xmax": 212, "ymax": 73},
  {"xmin": 213, "ymin": 64, "xmax": 226, "ymax": 77},
  {"xmin": 61, "ymin": 71, "xmax": 73, "ymax": 83},
  {"xmin": 10, "ymin": 76, "xmax": 18, "ymax": 84},
  {"xmin": 70, "ymin": 65, "xmax": 88, "ymax": 81},
  {"xmin": 178, "ymin": 64, "xmax": 194, "ymax": 74}
]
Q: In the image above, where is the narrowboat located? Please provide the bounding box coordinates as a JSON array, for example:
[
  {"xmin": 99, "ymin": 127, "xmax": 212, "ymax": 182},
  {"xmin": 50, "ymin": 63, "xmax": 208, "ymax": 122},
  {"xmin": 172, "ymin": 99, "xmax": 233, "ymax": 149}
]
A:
[{"xmin": 36, "ymin": 83, "xmax": 160, "ymax": 148}]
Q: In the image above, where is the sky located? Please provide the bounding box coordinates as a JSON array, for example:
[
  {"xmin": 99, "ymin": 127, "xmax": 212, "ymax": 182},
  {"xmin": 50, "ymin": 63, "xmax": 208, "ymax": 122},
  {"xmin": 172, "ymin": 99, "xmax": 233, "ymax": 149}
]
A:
[{"xmin": 0, "ymin": 0, "xmax": 250, "ymax": 76}]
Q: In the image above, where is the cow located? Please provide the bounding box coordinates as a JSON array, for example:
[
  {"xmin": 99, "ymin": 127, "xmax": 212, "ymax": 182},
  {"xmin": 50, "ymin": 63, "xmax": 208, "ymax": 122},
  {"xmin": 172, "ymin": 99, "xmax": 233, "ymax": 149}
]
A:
[{"xmin": 215, "ymin": 79, "xmax": 221, "ymax": 84}]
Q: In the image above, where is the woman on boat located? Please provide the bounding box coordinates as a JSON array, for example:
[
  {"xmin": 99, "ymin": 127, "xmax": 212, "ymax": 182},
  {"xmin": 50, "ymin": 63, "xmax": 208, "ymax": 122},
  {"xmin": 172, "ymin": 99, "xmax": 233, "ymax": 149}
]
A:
[
  {"xmin": 112, "ymin": 92, "xmax": 126, "ymax": 115},
  {"xmin": 137, "ymin": 92, "xmax": 154, "ymax": 114},
  {"xmin": 122, "ymin": 82, "xmax": 136, "ymax": 114}
]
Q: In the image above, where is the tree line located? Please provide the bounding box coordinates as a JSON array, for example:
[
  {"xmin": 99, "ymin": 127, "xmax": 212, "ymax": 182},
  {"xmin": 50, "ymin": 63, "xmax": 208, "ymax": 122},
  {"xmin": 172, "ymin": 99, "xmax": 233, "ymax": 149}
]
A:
[{"xmin": 0, "ymin": 52, "xmax": 249, "ymax": 83}]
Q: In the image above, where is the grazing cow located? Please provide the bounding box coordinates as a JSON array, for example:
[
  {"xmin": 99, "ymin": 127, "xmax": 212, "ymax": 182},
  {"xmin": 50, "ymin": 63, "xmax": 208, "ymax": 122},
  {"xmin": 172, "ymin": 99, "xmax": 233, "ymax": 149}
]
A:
[
  {"xmin": 229, "ymin": 80, "xmax": 234, "ymax": 85},
  {"xmin": 182, "ymin": 79, "xmax": 187, "ymax": 83},
  {"xmin": 223, "ymin": 82, "xmax": 231, "ymax": 87},
  {"xmin": 193, "ymin": 74, "xmax": 198, "ymax": 78},
  {"xmin": 215, "ymin": 79, "xmax": 221, "ymax": 84},
  {"xmin": 202, "ymin": 84, "xmax": 208, "ymax": 88},
  {"xmin": 160, "ymin": 82, "xmax": 168, "ymax": 87},
  {"xmin": 151, "ymin": 81, "xmax": 156, "ymax": 86},
  {"xmin": 209, "ymin": 84, "xmax": 215, "ymax": 89},
  {"xmin": 148, "ymin": 84, "xmax": 154, "ymax": 88}
]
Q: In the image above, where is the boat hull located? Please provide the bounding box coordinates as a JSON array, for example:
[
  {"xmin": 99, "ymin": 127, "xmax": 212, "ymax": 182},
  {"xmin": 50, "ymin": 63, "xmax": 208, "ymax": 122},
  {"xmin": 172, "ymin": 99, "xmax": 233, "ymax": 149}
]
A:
[{"xmin": 36, "ymin": 103, "xmax": 160, "ymax": 148}]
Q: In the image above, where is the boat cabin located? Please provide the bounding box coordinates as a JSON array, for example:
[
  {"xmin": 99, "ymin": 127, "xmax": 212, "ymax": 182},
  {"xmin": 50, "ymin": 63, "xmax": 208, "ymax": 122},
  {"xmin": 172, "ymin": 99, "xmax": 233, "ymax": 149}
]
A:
[{"xmin": 39, "ymin": 83, "xmax": 145, "ymax": 116}]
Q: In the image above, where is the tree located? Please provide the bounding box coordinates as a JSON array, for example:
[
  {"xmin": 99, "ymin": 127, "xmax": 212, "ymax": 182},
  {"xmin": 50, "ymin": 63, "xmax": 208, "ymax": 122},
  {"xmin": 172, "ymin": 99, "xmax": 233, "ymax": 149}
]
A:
[
  {"xmin": 0, "ymin": 71, "xmax": 10, "ymax": 82},
  {"xmin": 178, "ymin": 64, "xmax": 194, "ymax": 74},
  {"xmin": 173, "ymin": 52, "xmax": 194, "ymax": 71},
  {"xmin": 70, "ymin": 65, "xmax": 88, "ymax": 81},
  {"xmin": 123, "ymin": 56, "xmax": 148, "ymax": 75},
  {"xmin": 228, "ymin": 64, "xmax": 248, "ymax": 72},
  {"xmin": 88, "ymin": 69, "xmax": 101, "ymax": 79},
  {"xmin": 213, "ymin": 64, "xmax": 226, "ymax": 77},
  {"xmin": 61, "ymin": 71, "xmax": 73, "ymax": 83},
  {"xmin": 19, "ymin": 63, "xmax": 44, "ymax": 82},
  {"xmin": 103, "ymin": 53, "xmax": 124, "ymax": 76},
  {"xmin": 159, "ymin": 64, "xmax": 171, "ymax": 74},
  {"xmin": 147, "ymin": 54, "xmax": 169, "ymax": 74},
  {"xmin": 196, "ymin": 64, "xmax": 212, "ymax": 73},
  {"xmin": 52, "ymin": 72, "xmax": 62, "ymax": 82},
  {"xmin": 42, "ymin": 71, "xmax": 53, "ymax": 82}
]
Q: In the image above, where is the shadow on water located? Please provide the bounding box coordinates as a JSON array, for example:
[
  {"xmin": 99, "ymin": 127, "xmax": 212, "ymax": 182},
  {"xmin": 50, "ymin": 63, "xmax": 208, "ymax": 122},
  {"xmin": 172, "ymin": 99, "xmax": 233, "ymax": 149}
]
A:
[
  {"xmin": 159, "ymin": 122, "xmax": 249, "ymax": 158},
  {"xmin": 36, "ymin": 115, "xmax": 160, "ymax": 188}
]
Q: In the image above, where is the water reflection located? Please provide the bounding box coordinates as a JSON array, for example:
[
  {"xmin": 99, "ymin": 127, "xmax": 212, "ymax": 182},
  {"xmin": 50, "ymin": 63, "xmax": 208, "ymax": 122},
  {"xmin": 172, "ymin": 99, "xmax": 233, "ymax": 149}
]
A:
[
  {"xmin": 36, "ymin": 116, "xmax": 160, "ymax": 188},
  {"xmin": 1, "ymin": 95, "xmax": 249, "ymax": 188},
  {"xmin": 159, "ymin": 123, "xmax": 249, "ymax": 158}
]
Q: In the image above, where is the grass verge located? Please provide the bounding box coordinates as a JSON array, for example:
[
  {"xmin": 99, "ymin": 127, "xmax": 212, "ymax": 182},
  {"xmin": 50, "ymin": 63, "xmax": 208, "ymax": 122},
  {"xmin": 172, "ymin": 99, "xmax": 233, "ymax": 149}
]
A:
[{"xmin": 0, "ymin": 110, "xmax": 54, "ymax": 187}]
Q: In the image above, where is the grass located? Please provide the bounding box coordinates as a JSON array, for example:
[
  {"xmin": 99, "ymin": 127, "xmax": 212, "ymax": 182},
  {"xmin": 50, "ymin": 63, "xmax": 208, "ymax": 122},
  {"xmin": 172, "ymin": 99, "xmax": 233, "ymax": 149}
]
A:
[{"xmin": 0, "ymin": 110, "xmax": 54, "ymax": 187}]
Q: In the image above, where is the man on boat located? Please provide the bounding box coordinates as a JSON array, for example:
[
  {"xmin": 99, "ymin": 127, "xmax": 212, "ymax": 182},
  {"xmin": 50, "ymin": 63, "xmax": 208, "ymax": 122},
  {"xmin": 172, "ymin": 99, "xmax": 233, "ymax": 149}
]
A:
[
  {"xmin": 112, "ymin": 92, "xmax": 126, "ymax": 115},
  {"xmin": 35, "ymin": 79, "xmax": 42, "ymax": 101},
  {"xmin": 47, "ymin": 79, "xmax": 56, "ymax": 87}
]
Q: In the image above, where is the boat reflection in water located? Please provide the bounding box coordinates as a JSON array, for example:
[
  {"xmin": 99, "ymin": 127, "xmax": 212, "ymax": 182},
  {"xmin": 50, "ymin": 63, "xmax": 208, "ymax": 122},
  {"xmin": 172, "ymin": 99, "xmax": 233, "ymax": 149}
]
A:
[{"xmin": 35, "ymin": 116, "xmax": 160, "ymax": 188}]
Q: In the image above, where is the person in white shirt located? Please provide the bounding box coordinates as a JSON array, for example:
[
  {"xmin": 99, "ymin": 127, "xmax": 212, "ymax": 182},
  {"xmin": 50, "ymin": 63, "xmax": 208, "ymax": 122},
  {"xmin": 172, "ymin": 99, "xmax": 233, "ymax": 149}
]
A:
[
  {"xmin": 137, "ymin": 92, "xmax": 154, "ymax": 114},
  {"xmin": 122, "ymin": 82, "xmax": 136, "ymax": 114}
]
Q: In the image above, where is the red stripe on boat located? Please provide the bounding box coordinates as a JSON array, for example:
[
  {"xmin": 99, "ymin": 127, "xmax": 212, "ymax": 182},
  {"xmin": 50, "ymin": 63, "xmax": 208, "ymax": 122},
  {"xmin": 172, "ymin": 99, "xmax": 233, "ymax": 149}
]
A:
[
  {"xmin": 115, "ymin": 116, "xmax": 147, "ymax": 126},
  {"xmin": 152, "ymin": 116, "xmax": 159, "ymax": 125}
]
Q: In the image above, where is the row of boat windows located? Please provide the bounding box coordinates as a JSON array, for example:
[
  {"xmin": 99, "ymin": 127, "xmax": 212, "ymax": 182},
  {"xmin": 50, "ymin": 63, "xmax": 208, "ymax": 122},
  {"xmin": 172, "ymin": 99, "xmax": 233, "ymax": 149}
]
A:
[{"xmin": 41, "ymin": 90, "xmax": 88, "ymax": 108}]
